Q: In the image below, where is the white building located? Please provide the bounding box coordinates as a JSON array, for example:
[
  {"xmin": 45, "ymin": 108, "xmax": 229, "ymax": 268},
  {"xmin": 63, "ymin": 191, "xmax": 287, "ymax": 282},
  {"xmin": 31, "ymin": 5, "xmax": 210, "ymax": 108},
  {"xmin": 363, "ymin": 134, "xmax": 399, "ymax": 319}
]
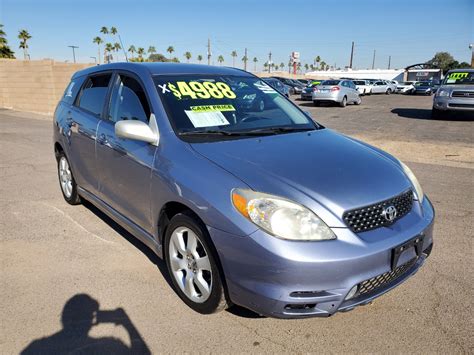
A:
[{"xmin": 305, "ymin": 68, "xmax": 405, "ymax": 81}]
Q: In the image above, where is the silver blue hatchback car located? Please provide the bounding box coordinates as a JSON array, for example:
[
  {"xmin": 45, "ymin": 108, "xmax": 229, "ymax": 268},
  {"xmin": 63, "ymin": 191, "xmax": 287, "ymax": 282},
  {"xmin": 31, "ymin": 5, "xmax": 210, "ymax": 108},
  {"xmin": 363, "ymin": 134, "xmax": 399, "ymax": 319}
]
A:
[{"xmin": 54, "ymin": 63, "xmax": 434, "ymax": 318}]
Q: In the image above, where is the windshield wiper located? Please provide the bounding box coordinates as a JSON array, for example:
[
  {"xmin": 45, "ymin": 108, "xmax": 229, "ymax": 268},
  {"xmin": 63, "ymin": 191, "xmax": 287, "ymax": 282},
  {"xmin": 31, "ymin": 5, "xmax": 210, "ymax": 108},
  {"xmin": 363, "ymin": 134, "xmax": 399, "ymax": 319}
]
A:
[
  {"xmin": 179, "ymin": 130, "xmax": 255, "ymax": 137},
  {"xmin": 179, "ymin": 127, "xmax": 316, "ymax": 137}
]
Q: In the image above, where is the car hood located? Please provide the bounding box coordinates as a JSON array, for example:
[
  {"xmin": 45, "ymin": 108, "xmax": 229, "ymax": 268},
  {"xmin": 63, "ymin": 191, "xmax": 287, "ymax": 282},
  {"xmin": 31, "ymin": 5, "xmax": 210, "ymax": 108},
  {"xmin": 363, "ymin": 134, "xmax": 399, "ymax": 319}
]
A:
[{"xmin": 191, "ymin": 129, "xmax": 411, "ymax": 220}]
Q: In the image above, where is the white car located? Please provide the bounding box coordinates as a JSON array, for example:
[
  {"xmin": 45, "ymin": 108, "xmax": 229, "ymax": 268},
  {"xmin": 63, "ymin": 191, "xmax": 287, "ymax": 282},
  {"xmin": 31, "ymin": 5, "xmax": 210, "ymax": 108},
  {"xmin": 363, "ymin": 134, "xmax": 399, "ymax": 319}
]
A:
[
  {"xmin": 371, "ymin": 80, "xmax": 394, "ymax": 94},
  {"xmin": 396, "ymin": 81, "xmax": 415, "ymax": 94},
  {"xmin": 353, "ymin": 80, "xmax": 372, "ymax": 95}
]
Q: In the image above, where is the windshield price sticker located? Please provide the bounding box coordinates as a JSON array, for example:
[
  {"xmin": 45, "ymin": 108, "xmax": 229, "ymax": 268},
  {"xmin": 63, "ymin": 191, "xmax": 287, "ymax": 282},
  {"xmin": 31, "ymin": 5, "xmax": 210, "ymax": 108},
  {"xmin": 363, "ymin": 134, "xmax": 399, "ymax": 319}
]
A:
[
  {"xmin": 166, "ymin": 81, "xmax": 237, "ymax": 100},
  {"xmin": 184, "ymin": 110, "xmax": 230, "ymax": 128},
  {"xmin": 448, "ymin": 72, "xmax": 468, "ymax": 80},
  {"xmin": 190, "ymin": 104, "xmax": 235, "ymax": 112}
]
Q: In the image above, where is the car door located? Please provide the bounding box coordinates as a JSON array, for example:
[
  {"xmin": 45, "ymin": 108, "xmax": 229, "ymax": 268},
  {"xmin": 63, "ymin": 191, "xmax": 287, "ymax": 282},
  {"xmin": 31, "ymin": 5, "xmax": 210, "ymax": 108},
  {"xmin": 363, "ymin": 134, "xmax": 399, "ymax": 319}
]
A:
[
  {"xmin": 373, "ymin": 81, "xmax": 384, "ymax": 93},
  {"xmin": 95, "ymin": 72, "xmax": 156, "ymax": 231},
  {"xmin": 68, "ymin": 72, "xmax": 113, "ymax": 195},
  {"xmin": 348, "ymin": 81, "xmax": 358, "ymax": 101}
]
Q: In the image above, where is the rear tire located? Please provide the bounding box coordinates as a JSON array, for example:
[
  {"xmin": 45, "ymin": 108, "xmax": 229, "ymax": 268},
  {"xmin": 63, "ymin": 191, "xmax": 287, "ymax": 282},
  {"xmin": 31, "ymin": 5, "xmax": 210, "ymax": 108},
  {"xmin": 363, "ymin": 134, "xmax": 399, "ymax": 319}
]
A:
[
  {"xmin": 386, "ymin": 89, "xmax": 392, "ymax": 95},
  {"xmin": 57, "ymin": 152, "xmax": 81, "ymax": 205},
  {"xmin": 164, "ymin": 212, "xmax": 228, "ymax": 315},
  {"xmin": 339, "ymin": 96, "xmax": 347, "ymax": 107}
]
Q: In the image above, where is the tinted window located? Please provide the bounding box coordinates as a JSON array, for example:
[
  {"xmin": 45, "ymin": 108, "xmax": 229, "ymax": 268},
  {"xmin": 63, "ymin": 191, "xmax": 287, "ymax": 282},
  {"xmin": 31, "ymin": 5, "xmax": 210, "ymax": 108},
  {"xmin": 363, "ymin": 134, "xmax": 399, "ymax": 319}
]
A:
[
  {"xmin": 62, "ymin": 76, "xmax": 86, "ymax": 105},
  {"xmin": 77, "ymin": 74, "xmax": 112, "ymax": 116},
  {"xmin": 108, "ymin": 75, "xmax": 150, "ymax": 123},
  {"xmin": 322, "ymin": 80, "xmax": 341, "ymax": 86}
]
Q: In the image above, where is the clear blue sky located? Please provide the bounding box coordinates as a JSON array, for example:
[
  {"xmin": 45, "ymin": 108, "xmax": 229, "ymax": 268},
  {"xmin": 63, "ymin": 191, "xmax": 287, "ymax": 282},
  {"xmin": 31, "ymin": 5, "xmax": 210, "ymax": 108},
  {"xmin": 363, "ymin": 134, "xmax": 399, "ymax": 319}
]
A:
[{"xmin": 1, "ymin": 0, "xmax": 473, "ymax": 70}]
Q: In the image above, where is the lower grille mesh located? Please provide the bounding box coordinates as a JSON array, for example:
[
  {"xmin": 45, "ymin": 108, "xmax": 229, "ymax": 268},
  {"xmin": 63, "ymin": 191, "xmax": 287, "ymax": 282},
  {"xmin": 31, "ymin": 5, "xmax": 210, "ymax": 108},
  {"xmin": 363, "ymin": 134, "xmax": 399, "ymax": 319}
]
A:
[{"xmin": 358, "ymin": 258, "xmax": 417, "ymax": 297}]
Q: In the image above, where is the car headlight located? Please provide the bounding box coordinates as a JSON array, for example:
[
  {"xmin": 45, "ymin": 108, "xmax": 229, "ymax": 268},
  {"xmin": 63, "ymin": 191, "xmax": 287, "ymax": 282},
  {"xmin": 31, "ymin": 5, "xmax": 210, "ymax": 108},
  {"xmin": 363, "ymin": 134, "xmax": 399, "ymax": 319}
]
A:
[
  {"xmin": 232, "ymin": 189, "xmax": 336, "ymax": 241},
  {"xmin": 399, "ymin": 161, "xmax": 424, "ymax": 203},
  {"xmin": 437, "ymin": 89, "xmax": 449, "ymax": 97}
]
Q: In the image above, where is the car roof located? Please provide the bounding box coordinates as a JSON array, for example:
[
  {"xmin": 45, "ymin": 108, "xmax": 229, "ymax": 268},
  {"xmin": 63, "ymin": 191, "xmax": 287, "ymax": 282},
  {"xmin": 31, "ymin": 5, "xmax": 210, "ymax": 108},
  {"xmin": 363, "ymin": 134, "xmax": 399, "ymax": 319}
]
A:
[{"xmin": 72, "ymin": 62, "xmax": 254, "ymax": 80}]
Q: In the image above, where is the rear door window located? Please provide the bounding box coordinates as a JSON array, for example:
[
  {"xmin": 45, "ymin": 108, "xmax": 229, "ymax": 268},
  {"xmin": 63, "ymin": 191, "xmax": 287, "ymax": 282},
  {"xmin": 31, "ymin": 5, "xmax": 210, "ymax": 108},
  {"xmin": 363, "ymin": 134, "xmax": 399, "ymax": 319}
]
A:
[{"xmin": 76, "ymin": 73, "xmax": 112, "ymax": 117}]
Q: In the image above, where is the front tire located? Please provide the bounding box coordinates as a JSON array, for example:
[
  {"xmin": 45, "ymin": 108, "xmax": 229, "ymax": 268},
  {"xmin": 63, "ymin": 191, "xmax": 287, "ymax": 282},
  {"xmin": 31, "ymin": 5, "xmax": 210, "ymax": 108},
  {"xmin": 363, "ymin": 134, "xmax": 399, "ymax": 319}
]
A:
[
  {"xmin": 386, "ymin": 88, "xmax": 392, "ymax": 95},
  {"xmin": 431, "ymin": 107, "xmax": 442, "ymax": 119},
  {"xmin": 355, "ymin": 97, "xmax": 362, "ymax": 105},
  {"xmin": 57, "ymin": 152, "xmax": 81, "ymax": 205},
  {"xmin": 164, "ymin": 212, "xmax": 228, "ymax": 314}
]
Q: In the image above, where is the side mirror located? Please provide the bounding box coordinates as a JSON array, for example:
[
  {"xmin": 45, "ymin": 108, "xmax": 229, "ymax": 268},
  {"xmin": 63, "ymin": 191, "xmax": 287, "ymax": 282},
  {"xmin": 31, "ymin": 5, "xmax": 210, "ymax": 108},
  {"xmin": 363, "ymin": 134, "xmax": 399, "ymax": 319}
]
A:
[{"xmin": 115, "ymin": 113, "xmax": 159, "ymax": 146}]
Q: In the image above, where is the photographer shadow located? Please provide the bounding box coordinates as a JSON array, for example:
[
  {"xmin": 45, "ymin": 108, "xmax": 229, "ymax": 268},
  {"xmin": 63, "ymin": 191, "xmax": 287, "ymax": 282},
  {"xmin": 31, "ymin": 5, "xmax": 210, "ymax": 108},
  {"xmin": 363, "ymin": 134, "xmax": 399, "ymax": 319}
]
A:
[{"xmin": 21, "ymin": 294, "xmax": 151, "ymax": 355}]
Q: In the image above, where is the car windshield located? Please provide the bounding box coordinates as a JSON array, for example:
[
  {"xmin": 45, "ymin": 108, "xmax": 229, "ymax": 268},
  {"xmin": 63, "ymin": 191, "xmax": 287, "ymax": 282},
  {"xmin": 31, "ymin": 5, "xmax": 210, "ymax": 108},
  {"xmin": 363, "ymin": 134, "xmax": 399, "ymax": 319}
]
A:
[
  {"xmin": 400, "ymin": 82, "xmax": 413, "ymax": 85},
  {"xmin": 443, "ymin": 72, "xmax": 474, "ymax": 85},
  {"xmin": 322, "ymin": 80, "xmax": 340, "ymax": 85},
  {"xmin": 353, "ymin": 81, "xmax": 365, "ymax": 85},
  {"xmin": 415, "ymin": 82, "xmax": 430, "ymax": 87},
  {"xmin": 154, "ymin": 75, "xmax": 318, "ymax": 142}
]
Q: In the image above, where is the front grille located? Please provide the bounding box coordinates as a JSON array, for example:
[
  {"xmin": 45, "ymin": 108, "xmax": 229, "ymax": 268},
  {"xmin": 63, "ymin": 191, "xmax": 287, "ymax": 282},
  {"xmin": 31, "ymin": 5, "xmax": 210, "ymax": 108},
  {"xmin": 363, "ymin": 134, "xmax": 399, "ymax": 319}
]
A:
[
  {"xmin": 452, "ymin": 91, "xmax": 474, "ymax": 98},
  {"xmin": 448, "ymin": 103, "xmax": 474, "ymax": 108},
  {"xmin": 357, "ymin": 258, "xmax": 417, "ymax": 297},
  {"xmin": 343, "ymin": 190, "xmax": 413, "ymax": 233}
]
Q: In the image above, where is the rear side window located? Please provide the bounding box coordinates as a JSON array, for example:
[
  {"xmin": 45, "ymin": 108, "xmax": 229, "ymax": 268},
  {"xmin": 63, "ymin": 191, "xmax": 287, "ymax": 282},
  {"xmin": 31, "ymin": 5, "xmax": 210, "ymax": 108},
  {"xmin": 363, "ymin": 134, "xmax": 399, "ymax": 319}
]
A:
[
  {"xmin": 108, "ymin": 74, "xmax": 151, "ymax": 123},
  {"xmin": 62, "ymin": 76, "xmax": 85, "ymax": 105},
  {"xmin": 76, "ymin": 74, "xmax": 112, "ymax": 117}
]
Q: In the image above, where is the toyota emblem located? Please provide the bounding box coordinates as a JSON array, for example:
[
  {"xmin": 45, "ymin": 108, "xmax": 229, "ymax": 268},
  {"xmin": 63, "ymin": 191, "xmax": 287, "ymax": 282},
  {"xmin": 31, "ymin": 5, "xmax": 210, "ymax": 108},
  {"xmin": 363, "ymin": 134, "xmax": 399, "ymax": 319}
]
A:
[{"xmin": 382, "ymin": 205, "xmax": 397, "ymax": 222}]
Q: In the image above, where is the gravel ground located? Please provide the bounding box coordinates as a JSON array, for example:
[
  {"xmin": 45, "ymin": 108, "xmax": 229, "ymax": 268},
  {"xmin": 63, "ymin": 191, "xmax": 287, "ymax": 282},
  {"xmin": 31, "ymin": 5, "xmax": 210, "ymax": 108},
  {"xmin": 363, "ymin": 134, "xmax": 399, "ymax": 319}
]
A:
[{"xmin": 1, "ymin": 94, "xmax": 473, "ymax": 354}]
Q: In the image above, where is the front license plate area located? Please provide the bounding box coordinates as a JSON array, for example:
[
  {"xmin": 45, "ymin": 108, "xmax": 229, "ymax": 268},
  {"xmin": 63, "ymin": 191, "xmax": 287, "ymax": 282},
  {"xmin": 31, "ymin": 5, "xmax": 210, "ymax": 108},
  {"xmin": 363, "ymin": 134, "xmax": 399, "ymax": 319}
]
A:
[{"xmin": 391, "ymin": 235, "xmax": 424, "ymax": 270}]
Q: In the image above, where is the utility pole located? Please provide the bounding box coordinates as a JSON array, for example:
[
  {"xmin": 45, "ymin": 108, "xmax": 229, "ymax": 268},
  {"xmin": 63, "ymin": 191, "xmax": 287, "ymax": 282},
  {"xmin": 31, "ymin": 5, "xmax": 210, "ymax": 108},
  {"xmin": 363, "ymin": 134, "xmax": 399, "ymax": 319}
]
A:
[
  {"xmin": 244, "ymin": 48, "xmax": 248, "ymax": 71},
  {"xmin": 268, "ymin": 51, "xmax": 272, "ymax": 73},
  {"xmin": 68, "ymin": 45, "xmax": 79, "ymax": 63},
  {"xmin": 207, "ymin": 38, "xmax": 211, "ymax": 65},
  {"xmin": 470, "ymin": 44, "xmax": 474, "ymax": 68},
  {"xmin": 388, "ymin": 55, "xmax": 391, "ymax": 69},
  {"xmin": 349, "ymin": 41, "xmax": 354, "ymax": 68},
  {"xmin": 372, "ymin": 49, "xmax": 376, "ymax": 69}
]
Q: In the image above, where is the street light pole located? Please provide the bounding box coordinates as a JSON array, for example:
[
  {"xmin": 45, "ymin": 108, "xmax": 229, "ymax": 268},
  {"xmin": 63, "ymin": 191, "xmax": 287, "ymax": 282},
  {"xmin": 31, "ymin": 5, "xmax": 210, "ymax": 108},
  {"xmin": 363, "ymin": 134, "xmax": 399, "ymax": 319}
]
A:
[
  {"xmin": 470, "ymin": 44, "xmax": 473, "ymax": 68},
  {"xmin": 68, "ymin": 45, "xmax": 79, "ymax": 63},
  {"xmin": 90, "ymin": 56, "xmax": 97, "ymax": 64}
]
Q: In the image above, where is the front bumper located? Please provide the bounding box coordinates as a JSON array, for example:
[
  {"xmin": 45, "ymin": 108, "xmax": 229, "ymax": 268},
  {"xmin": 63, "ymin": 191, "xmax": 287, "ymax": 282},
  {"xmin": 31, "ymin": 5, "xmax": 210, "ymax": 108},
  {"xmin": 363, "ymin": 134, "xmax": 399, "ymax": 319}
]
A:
[
  {"xmin": 433, "ymin": 96, "xmax": 474, "ymax": 111},
  {"xmin": 210, "ymin": 197, "xmax": 434, "ymax": 318},
  {"xmin": 301, "ymin": 92, "xmax": 313, "ymax": 100}
]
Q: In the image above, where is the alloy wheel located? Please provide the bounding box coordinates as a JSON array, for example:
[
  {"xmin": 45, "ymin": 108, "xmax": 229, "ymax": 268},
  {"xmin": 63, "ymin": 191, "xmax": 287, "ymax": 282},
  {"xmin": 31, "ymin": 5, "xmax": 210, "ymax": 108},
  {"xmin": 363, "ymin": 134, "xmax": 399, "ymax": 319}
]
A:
[
  {"xmin": 168, "ymin": 226, "xmax": 212, "ymax": 303},
  {"xmin": 59, "ymin": 156, "xmax": 73, "ymax": 198}
]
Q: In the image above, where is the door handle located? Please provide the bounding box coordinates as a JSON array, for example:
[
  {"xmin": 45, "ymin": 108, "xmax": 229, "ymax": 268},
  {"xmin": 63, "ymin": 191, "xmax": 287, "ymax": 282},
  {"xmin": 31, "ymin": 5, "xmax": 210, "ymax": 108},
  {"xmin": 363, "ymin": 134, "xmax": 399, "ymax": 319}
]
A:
[{"xmin": 97, "ymin": 133, "xmax": 108, "ymax": 145}]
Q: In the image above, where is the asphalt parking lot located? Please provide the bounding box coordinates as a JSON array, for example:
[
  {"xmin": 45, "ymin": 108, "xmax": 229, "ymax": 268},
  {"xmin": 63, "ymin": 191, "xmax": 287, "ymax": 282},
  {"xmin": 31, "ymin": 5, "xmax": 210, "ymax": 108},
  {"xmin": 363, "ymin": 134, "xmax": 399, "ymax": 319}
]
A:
[{"xmin": 1, "ymin": 94, "xmax": 473, "ymax": 353}]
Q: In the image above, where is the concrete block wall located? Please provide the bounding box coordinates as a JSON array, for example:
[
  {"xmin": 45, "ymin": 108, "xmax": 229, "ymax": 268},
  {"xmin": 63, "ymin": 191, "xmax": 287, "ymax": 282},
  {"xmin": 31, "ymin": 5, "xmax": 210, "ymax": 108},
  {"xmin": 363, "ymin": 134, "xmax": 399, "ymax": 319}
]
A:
[{"xmin": 0, "ymin": 59, "xmax": 93, "ymax": 115}]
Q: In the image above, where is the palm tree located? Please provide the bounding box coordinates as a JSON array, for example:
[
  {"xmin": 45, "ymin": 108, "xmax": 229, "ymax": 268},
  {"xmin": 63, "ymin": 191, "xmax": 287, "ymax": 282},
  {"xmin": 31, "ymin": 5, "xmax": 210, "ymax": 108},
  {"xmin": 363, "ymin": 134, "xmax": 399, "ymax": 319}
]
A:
[
  {"xmin": 105, "ymin": 43, "xmax": 114, "ymax": 63},
  {"xmin": 184, "ymin": 51, "xmax": 192, "ymax": 63},
  {"xmin": 253, "ymin": 57, "xmax": 258, "ymax": 71},
  {"xmin": 92, "ymin": 36, "xmax": 103, "ymax": 64},
  {"xmin": 148, "ymin": 46, "xmax": 156, "ymax": 55},
  {"xmin": 280, "ymin": 62, "xmax": 284, "ymax": 70},
  {"xmin": 231, "ymin": 50, "xmax": 237, "ymax": 67},
  {"xmin": 197, "ymin": 54, "xmax": 203, "ymax": 63},
  {"xmin": 137, "ymin": 47, "xmax": 145, "ymax": 61},
  {"xmin": 128, "ymin": 45, "xmax": 136, "ymax": 60},
  {"xmin": 18, "ymin": 29, "xmax": 31, "ymax": 60},
  {"xmin": 114, "ymin": 42, "xmax": 121, "ymax": 61},
  {"xmin": 304, "ymin": 63, "xmax": 309, "ymax": 72},
  {"xmin": 263, "ymin": 62, "xmax": 268, "ymax": 71},
  {"xmin": 315, "ymin": 56, "xmax": 321, "ymax": 70},
  {"xmin": 167, "ymin": 46, "xmax": 174, "ymax": 60},
  {"xmin": 100, "ymin": 26, "xmax": 108, "ymax": 36},
  {"xmin": 110, "ymin": 27, "xmax": 117, "ymax": 36},
  {"xmin": 320, "ymin": 61, "xmax": 326, "ymax": 71},
  {"xmin": 0, "ymin": 24, "xmax": 15, "ymax": 58},
  {"xmin": 217, "ymin": 55, "xmax": 224, "ymax": 65},
  {"xmin": 242, "ymin": 55, "xmax": 248, "ymax": 69}
]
